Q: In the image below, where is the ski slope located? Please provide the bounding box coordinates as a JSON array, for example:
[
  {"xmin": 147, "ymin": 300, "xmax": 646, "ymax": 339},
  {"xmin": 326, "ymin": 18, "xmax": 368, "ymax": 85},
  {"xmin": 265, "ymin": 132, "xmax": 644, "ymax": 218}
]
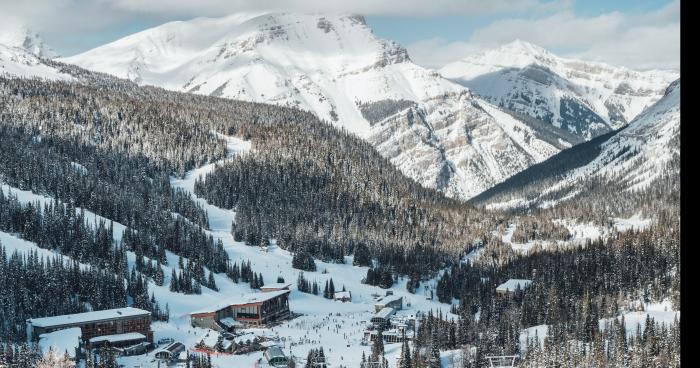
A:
[{"xmin": 1, "ymin": 137, "xmax": 458, "ymax": 367}]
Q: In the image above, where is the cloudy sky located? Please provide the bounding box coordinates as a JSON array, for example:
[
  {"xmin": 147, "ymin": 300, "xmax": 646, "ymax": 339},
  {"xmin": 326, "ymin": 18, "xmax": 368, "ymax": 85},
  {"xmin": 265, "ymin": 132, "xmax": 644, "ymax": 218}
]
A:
[{"xmin": 0, "ymin": 0, "xmax": 680, "ymax": 71}]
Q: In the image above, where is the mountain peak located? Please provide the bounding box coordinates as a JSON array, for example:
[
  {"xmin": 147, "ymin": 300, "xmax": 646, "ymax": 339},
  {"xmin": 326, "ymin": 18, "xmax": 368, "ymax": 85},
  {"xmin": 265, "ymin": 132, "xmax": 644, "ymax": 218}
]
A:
[
  {"xmin": 0, "ymin": 25, "xmax": 59, "ymax": 59},
  {"xmin": 486, "ymin": 39, "xmax": 558, "ymax": 67},
  {"xmin": 499, "ymin": 39, "xmax": 551, "ymax": 56}
]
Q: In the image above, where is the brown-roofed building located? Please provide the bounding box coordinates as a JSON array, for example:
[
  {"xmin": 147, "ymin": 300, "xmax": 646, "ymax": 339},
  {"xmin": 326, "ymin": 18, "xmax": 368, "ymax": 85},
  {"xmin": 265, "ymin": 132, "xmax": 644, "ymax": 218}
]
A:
[{"xmin": 190, "ymin": 290, "xmax": 291, "ymax": 330}]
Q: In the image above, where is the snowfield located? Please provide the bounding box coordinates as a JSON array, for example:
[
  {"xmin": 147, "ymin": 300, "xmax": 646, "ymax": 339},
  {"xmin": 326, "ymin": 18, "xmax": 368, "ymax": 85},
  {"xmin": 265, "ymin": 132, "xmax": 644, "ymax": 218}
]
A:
[{"xmin": 494, "ymin": 216, "xmax": 649, "ymax": 255}]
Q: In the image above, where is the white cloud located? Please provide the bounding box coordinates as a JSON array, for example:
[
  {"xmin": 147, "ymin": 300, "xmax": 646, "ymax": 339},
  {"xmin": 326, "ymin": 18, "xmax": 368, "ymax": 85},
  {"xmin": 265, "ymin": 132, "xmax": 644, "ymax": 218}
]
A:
[
  {"xmin": 0, "ymin": 0, "xmax": 679, "ymax": 70},
  {"xmin": 107, "ymin": 0, "xmax": 569, "ymax": 17},
  {"xmin": 407, "ymin": 1, "xmax": 680, "ymax": 71}
]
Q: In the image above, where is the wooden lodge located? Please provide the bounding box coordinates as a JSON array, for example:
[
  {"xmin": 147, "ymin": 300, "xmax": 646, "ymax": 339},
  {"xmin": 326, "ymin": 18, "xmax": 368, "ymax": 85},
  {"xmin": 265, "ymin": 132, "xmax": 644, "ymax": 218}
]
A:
[
  {"xmin": 26, "ymin": 307, "xmax": 153, "ymax": 345},
  {"xmin": 190, "ymin": 289, "xmax": 291, "ymax": 330}
]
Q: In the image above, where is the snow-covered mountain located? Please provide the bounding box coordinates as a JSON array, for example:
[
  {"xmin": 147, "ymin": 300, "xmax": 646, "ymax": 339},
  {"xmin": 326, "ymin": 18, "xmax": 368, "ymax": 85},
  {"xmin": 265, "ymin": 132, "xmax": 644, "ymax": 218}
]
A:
[
  {"xmin": 0, "ymin": 25, "xmax": 58, "ymax": 59},
  {"xmin": 62, "ymin": 13, "xmax": 581, "ymax": 199},
  {"xmin": 440, "ymin": 40, "xmax": 678, "ymax": 139},
  {"xmin": 0, "ymin": 27, "xmax": 70, "ymax": 80},
  {"xmin": 472, "ymin": 79, "xmax": 680, "ymax": 210}
]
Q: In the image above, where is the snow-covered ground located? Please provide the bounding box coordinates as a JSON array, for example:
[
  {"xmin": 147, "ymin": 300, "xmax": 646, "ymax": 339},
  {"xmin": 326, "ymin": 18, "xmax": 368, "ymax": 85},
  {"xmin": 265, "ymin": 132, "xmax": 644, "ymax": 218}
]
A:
[
  {"xmin": 599, "ymin": 299, "xmax": 679, "ymax": 338},
  {"xmin": 1, "ymin": 183, "xmax": 128, "ymax": 243},
  {"xmin": 149, "ymin": 134, "xmax": 458, "ymax": 367},
  {"xmin": 0, "ymin": 230, "xmax": 93, "ymax": 270},
  {"xmin": 495, "ymin": 214, "xmax": 653, "ymax": 255},
  {"xmin": 520, "ymin": 300, "xmax": 679, "ymax": 352},
  {"xmin": 1, "ymin": 137, "xmax": 457, "ymax": 367},
  {"xmin": 613, "ymin": 213, "xmax": 653, "ymax": 232},
  {"xmin": 496, "ymin": 219, "xmax": 603, "ymax": 254},
  {"xmin": 519, "ymin": 324, "xmax": 549, "ymax": 353}
]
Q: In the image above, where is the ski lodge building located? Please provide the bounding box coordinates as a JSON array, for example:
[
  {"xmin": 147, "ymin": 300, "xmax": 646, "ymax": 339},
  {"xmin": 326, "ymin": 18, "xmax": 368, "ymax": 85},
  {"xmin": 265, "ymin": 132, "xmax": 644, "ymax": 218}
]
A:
[
  {"xmin": 373, "ymin": 295, "xmax": 403, "ymax": 312},
  {"xmin": 26, "ymin": 307, "xmax": 153, "ymax": 347},
  {"xmin": 190, "ymin": 289, "xmax": 291, "ymax": 330},
  {"xmin": 370, "ymin": 307, "xmax": 396, "ymax": 328}
]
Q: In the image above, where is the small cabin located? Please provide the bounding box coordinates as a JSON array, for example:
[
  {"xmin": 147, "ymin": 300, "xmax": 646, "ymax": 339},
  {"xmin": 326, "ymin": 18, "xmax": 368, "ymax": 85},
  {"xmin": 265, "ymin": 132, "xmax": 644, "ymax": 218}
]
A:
[
  {"xmin": 334, "ymin": 291, "xmax": 352, "ymax": 302},
  {"xmin": 495, "ymin": 279, "xmax": 532, "ymax": 300}
]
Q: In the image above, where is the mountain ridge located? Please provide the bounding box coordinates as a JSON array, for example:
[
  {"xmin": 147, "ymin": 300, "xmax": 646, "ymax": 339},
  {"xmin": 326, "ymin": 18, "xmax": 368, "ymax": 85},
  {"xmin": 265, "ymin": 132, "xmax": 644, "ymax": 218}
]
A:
[
  {"xmin": 440, "ymin": 40, "xmax": 678, "ymax": 139},
  {"xmin": 59, "ymin": 13, "xmax": 584, "ymax": 199},
  {"xmin": 471, "ymin": 78, "xmax": 680, "ymax": 214}
]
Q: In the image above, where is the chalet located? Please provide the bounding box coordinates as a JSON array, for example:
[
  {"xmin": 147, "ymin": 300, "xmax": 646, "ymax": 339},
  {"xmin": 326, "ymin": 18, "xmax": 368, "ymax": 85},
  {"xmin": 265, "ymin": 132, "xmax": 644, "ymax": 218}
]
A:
[
  {"xmin": 260, "ymin": 283, "xmax": 292, "ymax": 292},
  {"xmin": 26, "ymin": 307, "xmax": 153, "ymax": 345},
  {"xmin": 495, "ymin": 279, "xmax": 532, "ymax": 300},
  {"xmin": 334, "ymin": 291, "xmax": 352, "ymax": 302},
  {"xmin": 374, "ymin": 295, "xmax": 403, "ymax": 312},
  {"xmin": 370, "ymin": 307, "xmax": 395, "ymax": 328},
  {"xmin": 191, "ymin": 289, "xmax": 291, "ymax": 329}
]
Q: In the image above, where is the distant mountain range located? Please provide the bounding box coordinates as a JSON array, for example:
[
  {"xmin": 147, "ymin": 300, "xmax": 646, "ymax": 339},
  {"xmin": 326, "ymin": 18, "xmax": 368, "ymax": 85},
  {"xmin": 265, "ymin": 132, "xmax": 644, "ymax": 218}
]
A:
[
  {"xmin": 471, "ymin": 79, "xmax": 680, "ymax": 211},
  {"xmin": 0, "ymin": 14, "xmax": 679, "ymax": 201},
  {"xmin": 441, "ymin": 40, "xmax": 678, "ymax": 139}
]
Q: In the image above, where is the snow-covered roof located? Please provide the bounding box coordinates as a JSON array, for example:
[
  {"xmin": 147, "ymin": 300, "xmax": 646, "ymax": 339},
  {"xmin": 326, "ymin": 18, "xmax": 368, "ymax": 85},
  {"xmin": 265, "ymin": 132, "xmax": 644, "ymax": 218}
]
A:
[
  {"xmin": 154, "ymin": 342, "xmax": 186, "ymax": 358},
  {"xmin": 88, "ymin": 332, "xmax": 146, "ymax": 344},
  {"xmin": 375, "ymin": 295, "xmax": 402, "ymax": 305},
  {"xmin": 28, "ymin": 307, "xmax": 151, "ymax": 328},
  {"xmin": 373, "ymin": 307, "xmax": 396, "ymax": 320},
  {"xmin": 496, "ymin": 279, "xmax": 532, "ymax": 293},
  {"xmin": 264, "ymin": 346, "xmax": 286, "ymax": 360},
  {"xmin": 38, "ymin": 327, "xmax": 82, "ymax": 359},
  {"xmin": 191, "ymin": 290, "xmax": 290, "ymax": 314},
  {"xmin": 260, "ymin": 283, "xmax": 291, "ymax": 290},
  {"xmin": 334, "ymin": 291, "xmax": 352, "ymax": 299}
]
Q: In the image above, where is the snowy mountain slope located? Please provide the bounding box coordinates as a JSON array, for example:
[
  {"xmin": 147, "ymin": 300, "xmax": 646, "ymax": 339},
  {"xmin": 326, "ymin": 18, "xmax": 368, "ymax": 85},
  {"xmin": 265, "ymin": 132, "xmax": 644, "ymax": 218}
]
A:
[
  {"xmin": 440, "ymin": 40, "xmax": 678, "ymax": 139},
  {"xmin": 472, "ymin": 79, "xmax": 680, "ymax": 210},
  {"xmin": 62, "ymin": 13, "xmax": 579, "ymax": 199},
  {"xmin": 368, "ymin": 92, "xmax": 570, "ymax": 198},
  {"xmin": 0, "ymin": 27, "xmax": 71, "ymax": 80},
  {"xmin": 0, "ymin": 25, "xmax": 58, "ymax": 59},
  {"xmin": 0, "ymin": 44, "xmax": 73, "ymax": 80},
  {"xmin": 62, "ymin": 13, "xmax": 430, "ymax": 135}
]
